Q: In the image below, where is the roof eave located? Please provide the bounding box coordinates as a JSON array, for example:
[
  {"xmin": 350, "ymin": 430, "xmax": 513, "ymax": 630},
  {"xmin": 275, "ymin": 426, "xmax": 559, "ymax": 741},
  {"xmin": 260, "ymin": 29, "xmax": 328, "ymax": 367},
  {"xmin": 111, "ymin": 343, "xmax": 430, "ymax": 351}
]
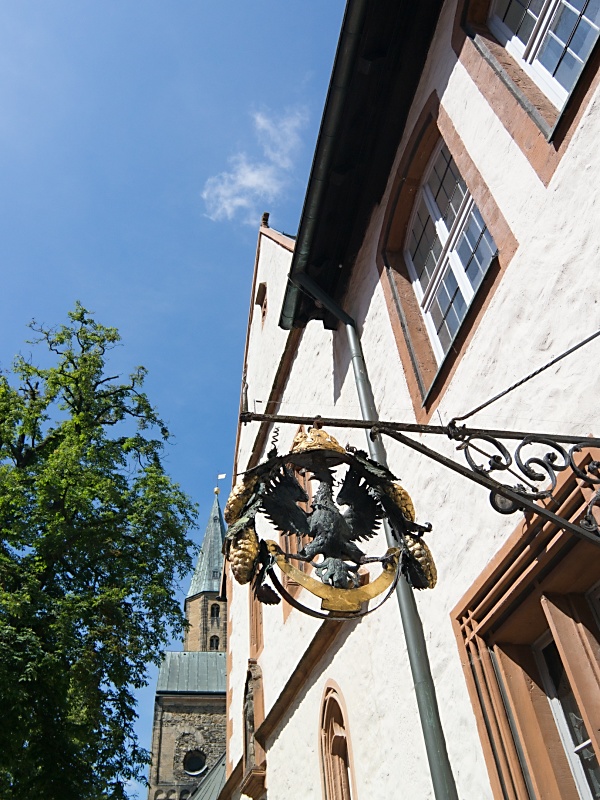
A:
[
  {"xmin": 279, "ymin": 0, "xmax": 446, "ymax": 331},
  {"xmin": 279, "ymin": 0, "xmax": 370, "ymax": 330}
]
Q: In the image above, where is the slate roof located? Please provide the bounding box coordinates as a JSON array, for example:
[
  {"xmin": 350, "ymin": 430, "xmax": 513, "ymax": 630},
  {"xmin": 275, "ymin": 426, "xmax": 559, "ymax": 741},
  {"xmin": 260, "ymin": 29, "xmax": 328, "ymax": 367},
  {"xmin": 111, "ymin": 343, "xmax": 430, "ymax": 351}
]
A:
[
  {"xmin": 156, "ymin": 651, "xmax": 226, "ymax": 695},
  {"xmin": 188, "ymin": 753, "xmax": 226, "ymax": 800},
  {"xmin": 187, "ymin": 492, "xmax": 227, "ymax": 597}
]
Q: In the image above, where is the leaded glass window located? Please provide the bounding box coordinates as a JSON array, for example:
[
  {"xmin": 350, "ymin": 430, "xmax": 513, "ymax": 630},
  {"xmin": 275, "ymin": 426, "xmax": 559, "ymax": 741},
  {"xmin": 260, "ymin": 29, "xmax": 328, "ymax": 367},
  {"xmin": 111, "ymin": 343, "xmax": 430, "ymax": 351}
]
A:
[
  {"xmin": 405, "ymin": 144, "xmax": 497, "ymax": 363},
  {"xmin": 490, "ymin": 0, "xmax": 600, "ymax": 108}
]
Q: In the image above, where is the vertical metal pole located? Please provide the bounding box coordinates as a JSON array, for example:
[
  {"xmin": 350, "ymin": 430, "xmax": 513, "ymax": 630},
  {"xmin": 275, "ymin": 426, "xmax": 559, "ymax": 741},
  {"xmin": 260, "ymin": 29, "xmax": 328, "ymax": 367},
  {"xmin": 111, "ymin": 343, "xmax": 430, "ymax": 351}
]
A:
[
  {"xmin": 294, "ymin": 272, "xmax": 458, "ymax": 796},
  {"xmin": 345, "ymin": 322, "xmax": 459, "ymax": 799}
]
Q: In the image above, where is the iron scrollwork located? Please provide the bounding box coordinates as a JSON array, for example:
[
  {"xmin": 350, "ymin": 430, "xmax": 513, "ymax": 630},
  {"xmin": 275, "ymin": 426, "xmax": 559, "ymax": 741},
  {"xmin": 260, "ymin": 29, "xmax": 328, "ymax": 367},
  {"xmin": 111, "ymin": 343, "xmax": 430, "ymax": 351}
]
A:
[{"xmin": 447, "ymin": 423, "xmax": 600, "ymax": 533}]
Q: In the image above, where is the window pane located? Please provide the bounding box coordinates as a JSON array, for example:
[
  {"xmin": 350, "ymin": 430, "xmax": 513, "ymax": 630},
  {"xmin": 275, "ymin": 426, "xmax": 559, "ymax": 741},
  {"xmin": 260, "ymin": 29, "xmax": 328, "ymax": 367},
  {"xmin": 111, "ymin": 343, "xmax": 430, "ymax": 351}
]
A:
[
  {"xmin": 538, "ymin": 32, "xmax": 565, "ymax": 74},
  {"xmin": 555, "ymin": 49, "xmax": 583, "ymax": 89},
  {"xmin": 465, "ymin": 224, "xmax": 483, "ymax": 252},
  {"xmin": 428, "ymin": 164, "xmax": 442, "ymax": 198},
  {"xmin": 431, "ymin": 270, "xmax": 467, "ymax": 355},
  {"xmin": 505, "ymin": 0, "xmax": 528, "ymax": 34},
  {"xmin": 419, "ymin": 251, "xmax": 437, "ymax": 292},
  {"xmin": 446, "ymin": 301, "xmax": 463, "ymax": 338},
  {"xmin": 445, "ymin": 180, "xmax": 466, "ymax": 228},
  {"xmin": 437, "ymin": 322, "xmax": 451, "ymax": 354},
  {"xmin": 553, "ymin": 4, "xmax": 579, "ymax": 43},
  {"xmin": 496, "ymin": 0, "xmax": 511, "ymax": 17},
  {"xmin": 571, "ymin": 17, "xmax": 599, "ymax": 61},
  {"xmin": 455, "ymin": 207, "xmax": 497, "ymax": 292},
  {"xmin": 430, "ymin": 297, "xmax": 444, "ymax": 330},
  {"xmin": 457, "ymin": 235, "xmax": 474, "ymax": 267},
  {"xmin": 518, "ymin": 11, "xmax": 536, "ymax": 43},
  {"xmin": 588, "ymin": 0, "xmax": 600, "ymax": 21},
  {"xmin": 436, "ymin": 277, "xmax": 452, "ymax": 313}
]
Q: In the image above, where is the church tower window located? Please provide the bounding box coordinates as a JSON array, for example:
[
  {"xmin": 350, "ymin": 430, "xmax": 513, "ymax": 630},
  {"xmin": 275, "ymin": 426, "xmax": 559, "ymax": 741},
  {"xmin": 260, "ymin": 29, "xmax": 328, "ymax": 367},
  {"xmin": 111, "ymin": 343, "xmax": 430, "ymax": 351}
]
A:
[{"xmin": 183, "ymin": 749, "xmax": 207, "ymax": 776}]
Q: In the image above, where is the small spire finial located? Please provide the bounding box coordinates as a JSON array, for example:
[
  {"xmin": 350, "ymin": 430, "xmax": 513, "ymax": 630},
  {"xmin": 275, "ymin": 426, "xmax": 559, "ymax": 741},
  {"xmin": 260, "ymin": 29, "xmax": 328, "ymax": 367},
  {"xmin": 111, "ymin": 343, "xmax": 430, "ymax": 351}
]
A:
[{"xmin": 215, "ymin": 473, "xmax": 226, "ymax": 496}]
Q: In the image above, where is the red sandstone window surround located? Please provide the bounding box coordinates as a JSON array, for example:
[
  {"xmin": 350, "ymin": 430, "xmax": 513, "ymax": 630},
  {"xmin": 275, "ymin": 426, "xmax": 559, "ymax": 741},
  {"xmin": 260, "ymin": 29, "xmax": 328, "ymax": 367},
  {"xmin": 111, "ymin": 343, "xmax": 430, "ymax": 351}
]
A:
[
  {"xmin": 320, "ymin": 685, "xmax": 356, "ymax": 800},
  {"xmin": 379, "ymin": 93, "xmax": 517, "ymax": 422},
  {"xmin": 451, "ymin": 0, "xmax": 600, "ymax": 185},
  {"xmin": 452, "ymin": 450, "xmax": 600, "ymax": 799}
]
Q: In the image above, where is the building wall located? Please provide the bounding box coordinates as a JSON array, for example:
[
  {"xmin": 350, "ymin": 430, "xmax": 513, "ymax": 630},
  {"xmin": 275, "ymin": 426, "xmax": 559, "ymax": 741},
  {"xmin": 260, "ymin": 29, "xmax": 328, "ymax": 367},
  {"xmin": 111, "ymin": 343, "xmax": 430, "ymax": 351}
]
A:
[
  {"xmin": 149, "ymin": 695, "xmax": 226, "ymax": 800},
  {"xmin": 226, "ymin": 1, "xmax": 600, "ymax": 797}
]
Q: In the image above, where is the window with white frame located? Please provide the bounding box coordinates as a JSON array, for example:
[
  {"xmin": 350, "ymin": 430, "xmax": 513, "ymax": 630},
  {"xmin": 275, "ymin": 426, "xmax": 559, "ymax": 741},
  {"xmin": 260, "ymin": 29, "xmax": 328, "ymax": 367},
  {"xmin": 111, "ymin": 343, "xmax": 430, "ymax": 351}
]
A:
[
  {"xmin": 489, "ymin": 0, "xmax": 600, "ymax": 109},
  {"xmin": 534, "ymin": 631, "xmax": 600, "ymax": 798},
  {"xmin": 405, "ymin": 143, "xmax": 497, "ymax": 364}
]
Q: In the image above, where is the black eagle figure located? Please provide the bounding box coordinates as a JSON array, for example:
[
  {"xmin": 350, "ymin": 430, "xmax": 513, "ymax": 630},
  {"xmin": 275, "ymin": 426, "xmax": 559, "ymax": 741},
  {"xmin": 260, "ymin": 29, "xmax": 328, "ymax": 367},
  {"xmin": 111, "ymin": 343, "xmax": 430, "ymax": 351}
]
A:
[{"xmin": 261, "ymin": 465, "xmax": 382, "ymax": 589}]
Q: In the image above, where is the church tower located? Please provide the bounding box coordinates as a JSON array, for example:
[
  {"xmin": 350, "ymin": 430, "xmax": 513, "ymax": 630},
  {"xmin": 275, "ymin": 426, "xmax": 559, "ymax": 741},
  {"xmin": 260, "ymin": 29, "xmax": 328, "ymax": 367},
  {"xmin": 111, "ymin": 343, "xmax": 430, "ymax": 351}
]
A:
[
  {"xmin": 147, "ymin": 489, "xmax": 227, "ymax": 800},
  {"xmin": 184, "ymin": 491, "xmax": 227, "ymax": 654}
]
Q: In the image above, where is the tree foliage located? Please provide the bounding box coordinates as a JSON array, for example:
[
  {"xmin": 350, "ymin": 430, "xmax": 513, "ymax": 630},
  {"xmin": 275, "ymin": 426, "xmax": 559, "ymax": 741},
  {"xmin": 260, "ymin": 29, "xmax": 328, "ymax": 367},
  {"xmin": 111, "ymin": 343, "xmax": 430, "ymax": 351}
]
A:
[{"xmin": 0, "ymin": 304, "xmax": 198, "ymax": 798}]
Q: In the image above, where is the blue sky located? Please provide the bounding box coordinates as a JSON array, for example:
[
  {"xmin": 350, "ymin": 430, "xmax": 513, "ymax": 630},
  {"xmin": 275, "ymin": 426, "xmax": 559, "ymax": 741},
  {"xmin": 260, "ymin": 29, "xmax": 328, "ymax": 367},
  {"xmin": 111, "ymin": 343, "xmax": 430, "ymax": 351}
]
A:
[{"xmin": 0, "ymin": 1, "xmax": 345, "ymax": 794}]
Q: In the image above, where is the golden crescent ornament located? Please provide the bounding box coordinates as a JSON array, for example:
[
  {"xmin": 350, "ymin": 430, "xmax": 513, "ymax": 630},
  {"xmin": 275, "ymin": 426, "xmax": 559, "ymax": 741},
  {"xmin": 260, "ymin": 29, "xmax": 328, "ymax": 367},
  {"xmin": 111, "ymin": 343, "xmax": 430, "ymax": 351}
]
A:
[{"xmin": 266, "ymin": 541, "xmax": 401, "ymax": 613}]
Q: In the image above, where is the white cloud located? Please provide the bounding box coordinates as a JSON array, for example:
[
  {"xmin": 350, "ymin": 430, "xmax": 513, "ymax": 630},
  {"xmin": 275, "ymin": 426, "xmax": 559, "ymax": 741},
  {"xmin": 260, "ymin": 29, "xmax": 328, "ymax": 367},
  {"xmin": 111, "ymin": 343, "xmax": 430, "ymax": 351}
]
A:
[{"xmin": 202, "ymin": 107, "xmax": 308, "ymax": 225}]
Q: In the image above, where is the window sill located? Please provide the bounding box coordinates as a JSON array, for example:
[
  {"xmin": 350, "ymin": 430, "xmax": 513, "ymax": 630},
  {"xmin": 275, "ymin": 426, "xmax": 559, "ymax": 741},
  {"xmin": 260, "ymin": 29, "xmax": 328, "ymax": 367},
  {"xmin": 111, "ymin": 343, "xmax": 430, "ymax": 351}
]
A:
[{"xmin": 469, "ymin": 26, "xmax": 557, "ymax": 137}]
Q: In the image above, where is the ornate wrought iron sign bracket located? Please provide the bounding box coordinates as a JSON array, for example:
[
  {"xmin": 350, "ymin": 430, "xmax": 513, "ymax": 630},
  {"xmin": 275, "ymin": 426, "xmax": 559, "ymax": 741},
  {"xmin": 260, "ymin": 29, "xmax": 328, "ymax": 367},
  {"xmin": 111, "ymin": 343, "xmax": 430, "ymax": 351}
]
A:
[
  {"xmin": 239, "ymin": 411, "xmax": 600, "ymax": 547},
  {"xmin": 225, "ymin": 425, "xmax": 437, "ymax": 618}
]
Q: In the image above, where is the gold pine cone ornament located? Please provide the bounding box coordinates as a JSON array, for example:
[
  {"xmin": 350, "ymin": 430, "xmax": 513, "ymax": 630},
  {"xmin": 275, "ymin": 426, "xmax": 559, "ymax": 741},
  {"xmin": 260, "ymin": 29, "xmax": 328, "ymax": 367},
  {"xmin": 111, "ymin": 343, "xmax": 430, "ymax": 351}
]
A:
[
  {"xmin": 384, "ymin": 481, "xmax": 416, "ymax": 522},
  {"xmin": 229, "ymin": 526, "xmax": 260, "ymax": 585},
  {"xmin": 404, "ymin": 533, "xmax": 437, "ymax": 589},
  {"xmin": 383, "ymin": 482, "xmax": 436, "ymax": 589},
  {"xmin": 224, "ymin": 475, "xmax": 258, "ymax": 525}
]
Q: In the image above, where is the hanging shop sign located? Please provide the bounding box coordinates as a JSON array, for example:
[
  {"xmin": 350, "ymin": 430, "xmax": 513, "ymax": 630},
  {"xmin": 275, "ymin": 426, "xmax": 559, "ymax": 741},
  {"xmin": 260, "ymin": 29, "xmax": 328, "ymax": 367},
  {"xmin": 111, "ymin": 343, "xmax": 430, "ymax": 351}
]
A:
[{"xmin": 224, "ymin": 426, "xmax": 436, "ymax": 619}]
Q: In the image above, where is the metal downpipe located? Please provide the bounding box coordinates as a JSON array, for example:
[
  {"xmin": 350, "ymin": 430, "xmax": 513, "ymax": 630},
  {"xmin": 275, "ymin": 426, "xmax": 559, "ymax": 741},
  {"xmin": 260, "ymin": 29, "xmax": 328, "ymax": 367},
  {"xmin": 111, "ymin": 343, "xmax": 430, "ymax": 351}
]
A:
[{"xmin": 295, "ymin": 273, "xmax": 458, "ymax": 800}]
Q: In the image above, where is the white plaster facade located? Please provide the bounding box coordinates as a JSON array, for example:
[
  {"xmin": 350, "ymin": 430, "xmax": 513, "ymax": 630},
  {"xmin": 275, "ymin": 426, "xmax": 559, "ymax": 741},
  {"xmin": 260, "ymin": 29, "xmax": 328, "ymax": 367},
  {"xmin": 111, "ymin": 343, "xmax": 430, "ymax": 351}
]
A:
[{"xmin": 223, "ymin": 2, "xmax": 600, "ymax": 798}]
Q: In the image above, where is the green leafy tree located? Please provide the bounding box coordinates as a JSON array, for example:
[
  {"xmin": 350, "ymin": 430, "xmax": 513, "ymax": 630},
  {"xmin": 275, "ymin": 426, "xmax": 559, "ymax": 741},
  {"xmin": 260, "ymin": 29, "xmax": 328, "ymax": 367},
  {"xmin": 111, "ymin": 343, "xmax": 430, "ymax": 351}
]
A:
[{"xmin": 0, "ymin": 304, "xmax": 198, "ymax": 799}]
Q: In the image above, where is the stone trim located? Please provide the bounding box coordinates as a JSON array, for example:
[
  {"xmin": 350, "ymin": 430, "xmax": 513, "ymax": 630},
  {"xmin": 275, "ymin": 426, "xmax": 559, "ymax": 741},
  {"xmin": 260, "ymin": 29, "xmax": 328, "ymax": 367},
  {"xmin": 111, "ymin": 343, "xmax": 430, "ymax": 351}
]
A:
[
  {"xmin": 318, "ymin": 681, "xmax": 358, "ymax": 800},
  {"xmin": 452, "ymin": 449, "xmax": 600, "ymax": 798}
]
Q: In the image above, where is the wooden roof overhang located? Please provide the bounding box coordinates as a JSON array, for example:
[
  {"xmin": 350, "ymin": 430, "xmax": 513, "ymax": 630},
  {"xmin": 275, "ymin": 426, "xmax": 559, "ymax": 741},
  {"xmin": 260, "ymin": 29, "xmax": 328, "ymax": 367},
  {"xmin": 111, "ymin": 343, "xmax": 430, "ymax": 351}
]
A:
[{"xmin": 279, "ymin": 0, "xmax": 446, "ymax": 331}]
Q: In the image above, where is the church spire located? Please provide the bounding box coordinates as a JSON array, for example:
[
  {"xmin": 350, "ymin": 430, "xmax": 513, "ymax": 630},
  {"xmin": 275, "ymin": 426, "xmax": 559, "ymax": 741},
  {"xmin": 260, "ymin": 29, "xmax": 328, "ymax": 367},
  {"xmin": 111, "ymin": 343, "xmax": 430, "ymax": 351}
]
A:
[{"xmin": 187, "ymin": 489, "xmax": 227, "ymax": 598}]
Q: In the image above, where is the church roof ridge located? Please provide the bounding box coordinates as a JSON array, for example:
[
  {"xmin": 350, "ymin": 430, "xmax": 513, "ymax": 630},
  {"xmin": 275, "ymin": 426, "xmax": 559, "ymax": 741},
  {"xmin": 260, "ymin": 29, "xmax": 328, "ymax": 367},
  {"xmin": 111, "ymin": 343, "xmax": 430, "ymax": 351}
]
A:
[{"xmin": 187, "ymin": 491, "xmax": 226, "ymax": 598}]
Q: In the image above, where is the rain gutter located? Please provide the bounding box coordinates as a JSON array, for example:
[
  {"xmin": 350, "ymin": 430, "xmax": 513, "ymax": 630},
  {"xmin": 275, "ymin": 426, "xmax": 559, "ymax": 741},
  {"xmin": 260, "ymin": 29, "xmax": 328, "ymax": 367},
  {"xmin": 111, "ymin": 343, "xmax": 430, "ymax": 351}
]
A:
[{"xmin": 278, "ymin": 0, "xmax": 369, "ymax": 331}]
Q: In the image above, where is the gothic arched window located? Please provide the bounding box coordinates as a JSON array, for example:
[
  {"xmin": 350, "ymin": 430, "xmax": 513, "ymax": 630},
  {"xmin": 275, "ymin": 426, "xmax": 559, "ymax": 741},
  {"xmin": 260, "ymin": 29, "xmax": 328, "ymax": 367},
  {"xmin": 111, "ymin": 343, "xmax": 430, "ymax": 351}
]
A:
[
  {"xmin": 211, "ymin": 603, "xmax": 220, "ymax": 623},
  {"xmin": 320, "ymin": 685, "xmax": 354, "ymax": 800},
  {"xmin": 209, "ymin": 635, "xmax": 219, "ymax": 651}
]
